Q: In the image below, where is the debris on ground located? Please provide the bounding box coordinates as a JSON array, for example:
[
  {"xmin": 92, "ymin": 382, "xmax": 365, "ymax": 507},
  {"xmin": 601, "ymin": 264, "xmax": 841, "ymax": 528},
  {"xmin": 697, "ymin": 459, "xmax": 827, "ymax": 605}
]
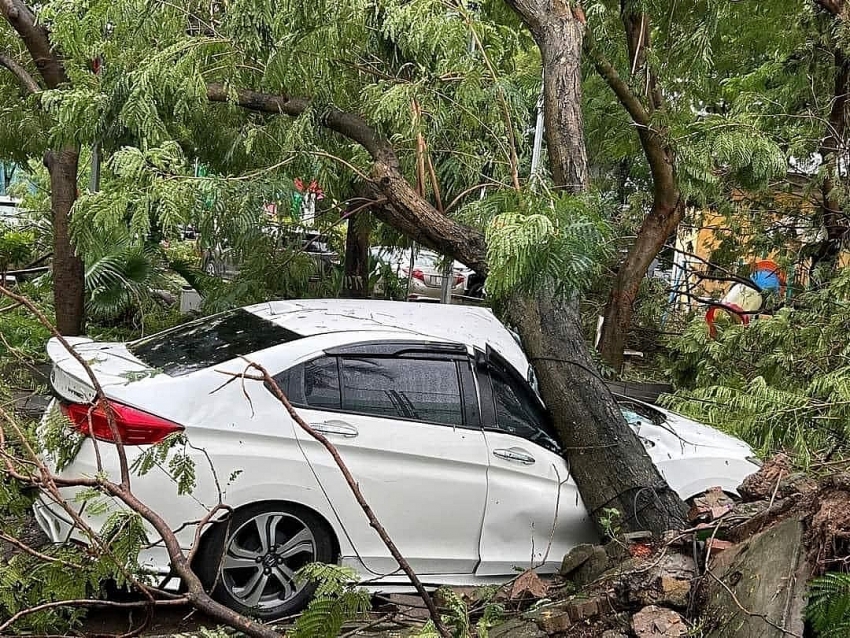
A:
[
  {"xmin": 302, "ymin": 459, "xmax": 848, "ymax": 638},
  {"xmin": 7, "ymin": 454, "xmax": 847, "ymax": 638},
  {"xmin": 631, "ymin": 605, "xmax": 687, "ymax": 637},
  {"xmin": 700, "ymin": 516, "xmax": 809, "ymax": 638},
  {"xmin": 687, "ymin": 486, "xmax": 736, "ymax": 523},
  {"xmin": 560, "ymin": 542, "xmax": 610, "ymax": 586},
  {"xmin": 736, "ymin": 453, "xmax": 817, "ymax": 503},
  {"xmin": 487, "ymin": 457, "xmax": 848, "ymax": 638},
  {"xmin": 511, "ymin": 568, "xmax": 550, "ymax": 600},
  {"xmin": 804, "ymin": 473, "xmax": 850, "ymax": 571}
]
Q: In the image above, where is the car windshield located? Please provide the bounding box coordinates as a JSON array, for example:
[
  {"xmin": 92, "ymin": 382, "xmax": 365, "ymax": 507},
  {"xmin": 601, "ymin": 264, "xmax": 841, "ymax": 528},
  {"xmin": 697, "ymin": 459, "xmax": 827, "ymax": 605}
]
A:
[
  {"xmin": 129, "ymin": 309, "xmax": 301, "ymax": 376},
  {"xmin": 619, "ymin": 400, "xmax": 664, "ymax": 426}
]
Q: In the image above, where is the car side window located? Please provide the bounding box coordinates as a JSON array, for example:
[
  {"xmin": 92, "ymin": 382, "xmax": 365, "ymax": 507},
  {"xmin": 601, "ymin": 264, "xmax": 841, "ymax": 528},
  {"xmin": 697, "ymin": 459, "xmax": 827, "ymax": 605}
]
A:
[
  {"xmin": 280, "ymin": 356, "xmax": 341, "ymax": 410},
  {"xmin": 340, "ymin": 357, "xmax": 464, "ymax": 426},
  {"xmin": 489, "ymin": 367, "xmax": 560, "ymax": 453}
]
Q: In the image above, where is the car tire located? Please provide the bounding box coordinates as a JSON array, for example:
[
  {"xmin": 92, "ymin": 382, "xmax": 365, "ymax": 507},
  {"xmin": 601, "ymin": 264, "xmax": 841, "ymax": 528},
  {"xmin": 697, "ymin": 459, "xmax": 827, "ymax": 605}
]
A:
[{"xmin": 195, "ymin": 502, "xmax": 336, "ymax": 620}]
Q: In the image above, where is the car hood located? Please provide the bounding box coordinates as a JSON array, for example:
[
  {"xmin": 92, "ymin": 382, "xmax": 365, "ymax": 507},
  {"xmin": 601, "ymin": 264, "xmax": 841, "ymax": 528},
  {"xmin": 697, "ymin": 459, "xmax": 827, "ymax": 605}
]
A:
[{"xmin": 650, "ymin": 406, "xmax": 753, "ymax": 457}]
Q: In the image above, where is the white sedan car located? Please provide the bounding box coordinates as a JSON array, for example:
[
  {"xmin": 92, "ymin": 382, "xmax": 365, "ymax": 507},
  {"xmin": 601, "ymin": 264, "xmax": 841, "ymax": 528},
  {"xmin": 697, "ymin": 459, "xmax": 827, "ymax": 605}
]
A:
[{"xmin": 35, "ymin": 300, "xmax": 758, "ymax": 619}]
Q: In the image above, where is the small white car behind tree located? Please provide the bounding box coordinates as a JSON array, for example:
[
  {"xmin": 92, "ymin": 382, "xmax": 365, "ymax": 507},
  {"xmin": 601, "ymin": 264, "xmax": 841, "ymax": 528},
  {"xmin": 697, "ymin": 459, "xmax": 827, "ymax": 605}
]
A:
[
  {"xmin": 371, "ymin": 247, "xmax": 468, "ymax": 300},
  {"xmin": 36, "ymin": 300, "xmax": 759, "ymax": 620}
]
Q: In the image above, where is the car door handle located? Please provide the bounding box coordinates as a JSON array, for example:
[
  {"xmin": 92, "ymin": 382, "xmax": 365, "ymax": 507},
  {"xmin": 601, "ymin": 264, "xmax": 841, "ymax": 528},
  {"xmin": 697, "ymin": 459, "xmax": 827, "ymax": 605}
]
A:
[
  {"xmin": 492, "ymin": 447, "xmax": 535, "ymax": 465},
  {"xmin": 310, "ymin": 420, "xmax": 359, "ymax": 438}
]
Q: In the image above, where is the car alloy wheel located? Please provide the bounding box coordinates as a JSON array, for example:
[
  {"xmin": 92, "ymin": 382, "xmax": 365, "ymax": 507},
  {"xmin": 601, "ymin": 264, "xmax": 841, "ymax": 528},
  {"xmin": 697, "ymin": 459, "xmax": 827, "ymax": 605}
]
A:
[
  {"xmin": 220, "ymin": 511, "xmax": 316, "ymax": 610},
  {"xmin": 196, "ymin": 502, "xmax": 336, "ymax": 618}
]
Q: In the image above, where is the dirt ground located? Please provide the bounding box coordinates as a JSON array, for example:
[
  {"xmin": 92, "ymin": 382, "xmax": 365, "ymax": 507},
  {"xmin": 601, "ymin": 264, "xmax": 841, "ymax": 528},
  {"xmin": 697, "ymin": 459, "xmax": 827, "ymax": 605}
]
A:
[{"xmin": 82, "ymin": 605, "xmax": 218, "ymax": 637}]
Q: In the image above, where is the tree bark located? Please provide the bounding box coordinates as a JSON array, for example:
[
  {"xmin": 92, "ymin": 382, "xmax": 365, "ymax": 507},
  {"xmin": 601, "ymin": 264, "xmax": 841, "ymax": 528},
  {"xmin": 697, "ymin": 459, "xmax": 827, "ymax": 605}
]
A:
[
  {"xmin": 0, "ymin": 52, "xmax": 40, "ymax": 94},
  {"xmin": 504, "ymin": 0, "xmax": 589, "ymax": 192},
  {"xmin": 598, "ymin": 197, "xmax": 682, "ymax": 370},
  {"xmin": 505, "ymin": 289, "xmax": 686, "ymax": 532},
  {"xmin": 341, "ymin": 211, "xmax": 371, "ymax": 298},
  {"xmin": 0, "ymin": 0, "xmax": 67, "ymax": 89},
  {"xmin": 538, "ymin": 19, "xmax": 588, "ymax": 193},
  {"xmin": 45, "ymin": 149, "xmax": 85, "ymax": 335}
]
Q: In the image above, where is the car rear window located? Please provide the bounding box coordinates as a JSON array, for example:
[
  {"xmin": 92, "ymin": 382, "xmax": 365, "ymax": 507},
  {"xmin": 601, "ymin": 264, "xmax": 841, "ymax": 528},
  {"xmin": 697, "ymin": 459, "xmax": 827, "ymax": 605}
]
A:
[
  {"xmin": 416, "ymin": 253, "xmax": 441, "ymax": 268},
  {"xmin": 129, "ymin": 309, "xmax": 301, "ymax": 376}
]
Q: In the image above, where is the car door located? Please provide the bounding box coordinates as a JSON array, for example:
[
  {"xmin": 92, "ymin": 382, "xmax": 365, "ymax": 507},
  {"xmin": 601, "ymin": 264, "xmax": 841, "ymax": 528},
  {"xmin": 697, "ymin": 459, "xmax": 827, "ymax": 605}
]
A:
[
  {"xmin": 475, "ymin": 350, "xmax": 597, "ymax": 576},
  {"xmin": 274, "ymin": 341, "xmax": 489, "ymax": 576}
]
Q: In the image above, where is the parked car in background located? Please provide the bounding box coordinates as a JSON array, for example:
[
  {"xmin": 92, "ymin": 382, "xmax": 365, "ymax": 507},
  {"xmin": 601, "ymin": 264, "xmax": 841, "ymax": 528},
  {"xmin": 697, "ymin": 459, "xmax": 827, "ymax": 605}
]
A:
[
  {"xmin": 202, "ymin": 227, "xmax": 337, "ymax": 281},
  {"xmin": 371, "ymin": 247, "xmax": 467, "ymax": 300},
  {"xmin": 0, "ymin": 195, "xmax": 21, "ymax": 226},
  {"xmin": 37, "ymin": 299, "xmax": 759, "ymax": 620}
]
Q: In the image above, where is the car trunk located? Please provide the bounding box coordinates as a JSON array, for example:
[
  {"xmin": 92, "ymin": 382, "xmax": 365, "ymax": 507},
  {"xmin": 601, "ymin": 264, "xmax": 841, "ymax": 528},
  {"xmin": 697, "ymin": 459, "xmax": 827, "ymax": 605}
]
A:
[{"xmin": 47, "ymin": 337, "xmax": 153, "ymax": 403}]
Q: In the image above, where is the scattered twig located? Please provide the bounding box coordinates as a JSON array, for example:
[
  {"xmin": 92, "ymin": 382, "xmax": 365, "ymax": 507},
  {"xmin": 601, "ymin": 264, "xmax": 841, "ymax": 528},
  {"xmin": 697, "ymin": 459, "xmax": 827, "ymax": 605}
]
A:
[
  {"xmin": 0, "ymin": 284, "xmax": 131, "ymax": 489},
  {"xmin": 768, "ymin": 470, "xmax": 785, "ymax": 510},
  {"xmin": 186, "ymin": 503, "xmax": 232, "ymax": 565},
  {"xmin": 0, "ymin": 598, "xmax": 188, "ymax": 635},
  {"xmin": 703, "ymin": 521, "xmax": 722, "ymax": 571},
  {"xmin": 219, "ymin": 363, "xmax": 452, "ymax": 638},
  {"xmin": 339, "ymin": 612, "xmax": 395, "ymax": 638},
  {"xmin": 0, "ymin": 530, "xmax": 81, "ymax": 569}
]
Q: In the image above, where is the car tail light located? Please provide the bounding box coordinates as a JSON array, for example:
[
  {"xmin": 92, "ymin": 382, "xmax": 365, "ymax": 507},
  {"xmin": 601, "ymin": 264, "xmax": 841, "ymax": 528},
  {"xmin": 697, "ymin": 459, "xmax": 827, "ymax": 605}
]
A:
[
  {"xmin": 61, "ymin": 401, "xmax": 184, "ymax": 445},
  {"xmin": 454, "ymin": 274, "xmax": 465, "ymax": 286},
  {"xmin": 402, "ymin": 268, "xmax": 425, "ymax": 282}
]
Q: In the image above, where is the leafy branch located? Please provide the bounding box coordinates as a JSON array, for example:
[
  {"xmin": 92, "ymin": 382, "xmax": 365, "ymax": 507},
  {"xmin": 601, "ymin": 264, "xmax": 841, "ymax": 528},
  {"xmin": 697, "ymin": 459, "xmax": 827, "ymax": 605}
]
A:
[
  {"xmin": 0, "ymin": 282, "xmax": 453, "ymax": 637},
  {"xmin": 218, "ymin": 360, "xmax": 452, "ymax": 638}
]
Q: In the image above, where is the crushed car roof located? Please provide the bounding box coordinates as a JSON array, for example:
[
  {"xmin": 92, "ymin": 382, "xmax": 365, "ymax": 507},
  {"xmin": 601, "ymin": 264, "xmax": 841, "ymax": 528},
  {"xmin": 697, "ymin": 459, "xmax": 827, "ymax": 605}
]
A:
[{"xmin": 246, "ymin": 299, "xmax": 530, "ymax": 376}]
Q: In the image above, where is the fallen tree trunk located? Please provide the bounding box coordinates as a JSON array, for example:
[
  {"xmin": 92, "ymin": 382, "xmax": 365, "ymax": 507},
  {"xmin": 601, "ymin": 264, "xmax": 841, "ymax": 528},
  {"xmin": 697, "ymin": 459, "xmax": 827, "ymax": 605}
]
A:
[
  {"xmin": 499, "ymin": 0, "xmax": 686, "ymax": 535},
  {"xmin": 506, "ymin": 289, "xmax": 687, "ymax": 533}
]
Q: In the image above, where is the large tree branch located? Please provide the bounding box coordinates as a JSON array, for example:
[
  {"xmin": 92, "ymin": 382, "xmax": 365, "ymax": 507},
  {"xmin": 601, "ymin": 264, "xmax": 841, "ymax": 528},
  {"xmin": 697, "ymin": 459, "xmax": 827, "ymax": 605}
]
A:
[
  {"xmin": 0, "ymin": 0, "xmax": 68, "ymax": 88},
  {"xmin": 207, "ymin": 83, "xmax": 393, "ymax": 165},
  {"xmin": 585, "ymin": 33, "xmax": 650, "ymax": 127},
  {"xmin": 206, "ymin": 83, "xmax": 490, "ymax": 273},
  {"xmin": 0, "ymin": 52, "xmax": 40, "ymax": 93},
  {"xmin": 585, "ymin": 27, "xmax": 676, "ymax": 204},
  {"xmin": 592, "ymin": 8, "xmax": 681, "ymax": 366}
]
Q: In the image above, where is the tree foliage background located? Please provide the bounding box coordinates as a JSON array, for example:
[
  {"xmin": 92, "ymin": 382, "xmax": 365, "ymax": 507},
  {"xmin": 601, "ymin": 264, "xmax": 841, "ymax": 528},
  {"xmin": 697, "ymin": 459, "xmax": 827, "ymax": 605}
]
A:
[{"xmin": 2, "ymin": 0, "xmax": 850, "ymax": 633}]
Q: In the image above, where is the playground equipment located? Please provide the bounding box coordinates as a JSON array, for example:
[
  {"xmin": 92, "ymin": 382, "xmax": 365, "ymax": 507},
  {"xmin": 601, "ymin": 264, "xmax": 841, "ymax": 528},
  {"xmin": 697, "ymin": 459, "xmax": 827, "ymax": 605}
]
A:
[{"xmin": 705, "ymin": 259, "xmax": 785, "ymax": 338}]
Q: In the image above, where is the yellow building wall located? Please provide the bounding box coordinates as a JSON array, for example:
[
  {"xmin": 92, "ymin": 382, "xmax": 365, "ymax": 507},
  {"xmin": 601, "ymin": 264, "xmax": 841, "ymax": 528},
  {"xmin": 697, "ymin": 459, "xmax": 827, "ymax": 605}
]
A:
[{"xmin": 674, "ymin": 196, "xmax": 850, "ymax": 310}]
